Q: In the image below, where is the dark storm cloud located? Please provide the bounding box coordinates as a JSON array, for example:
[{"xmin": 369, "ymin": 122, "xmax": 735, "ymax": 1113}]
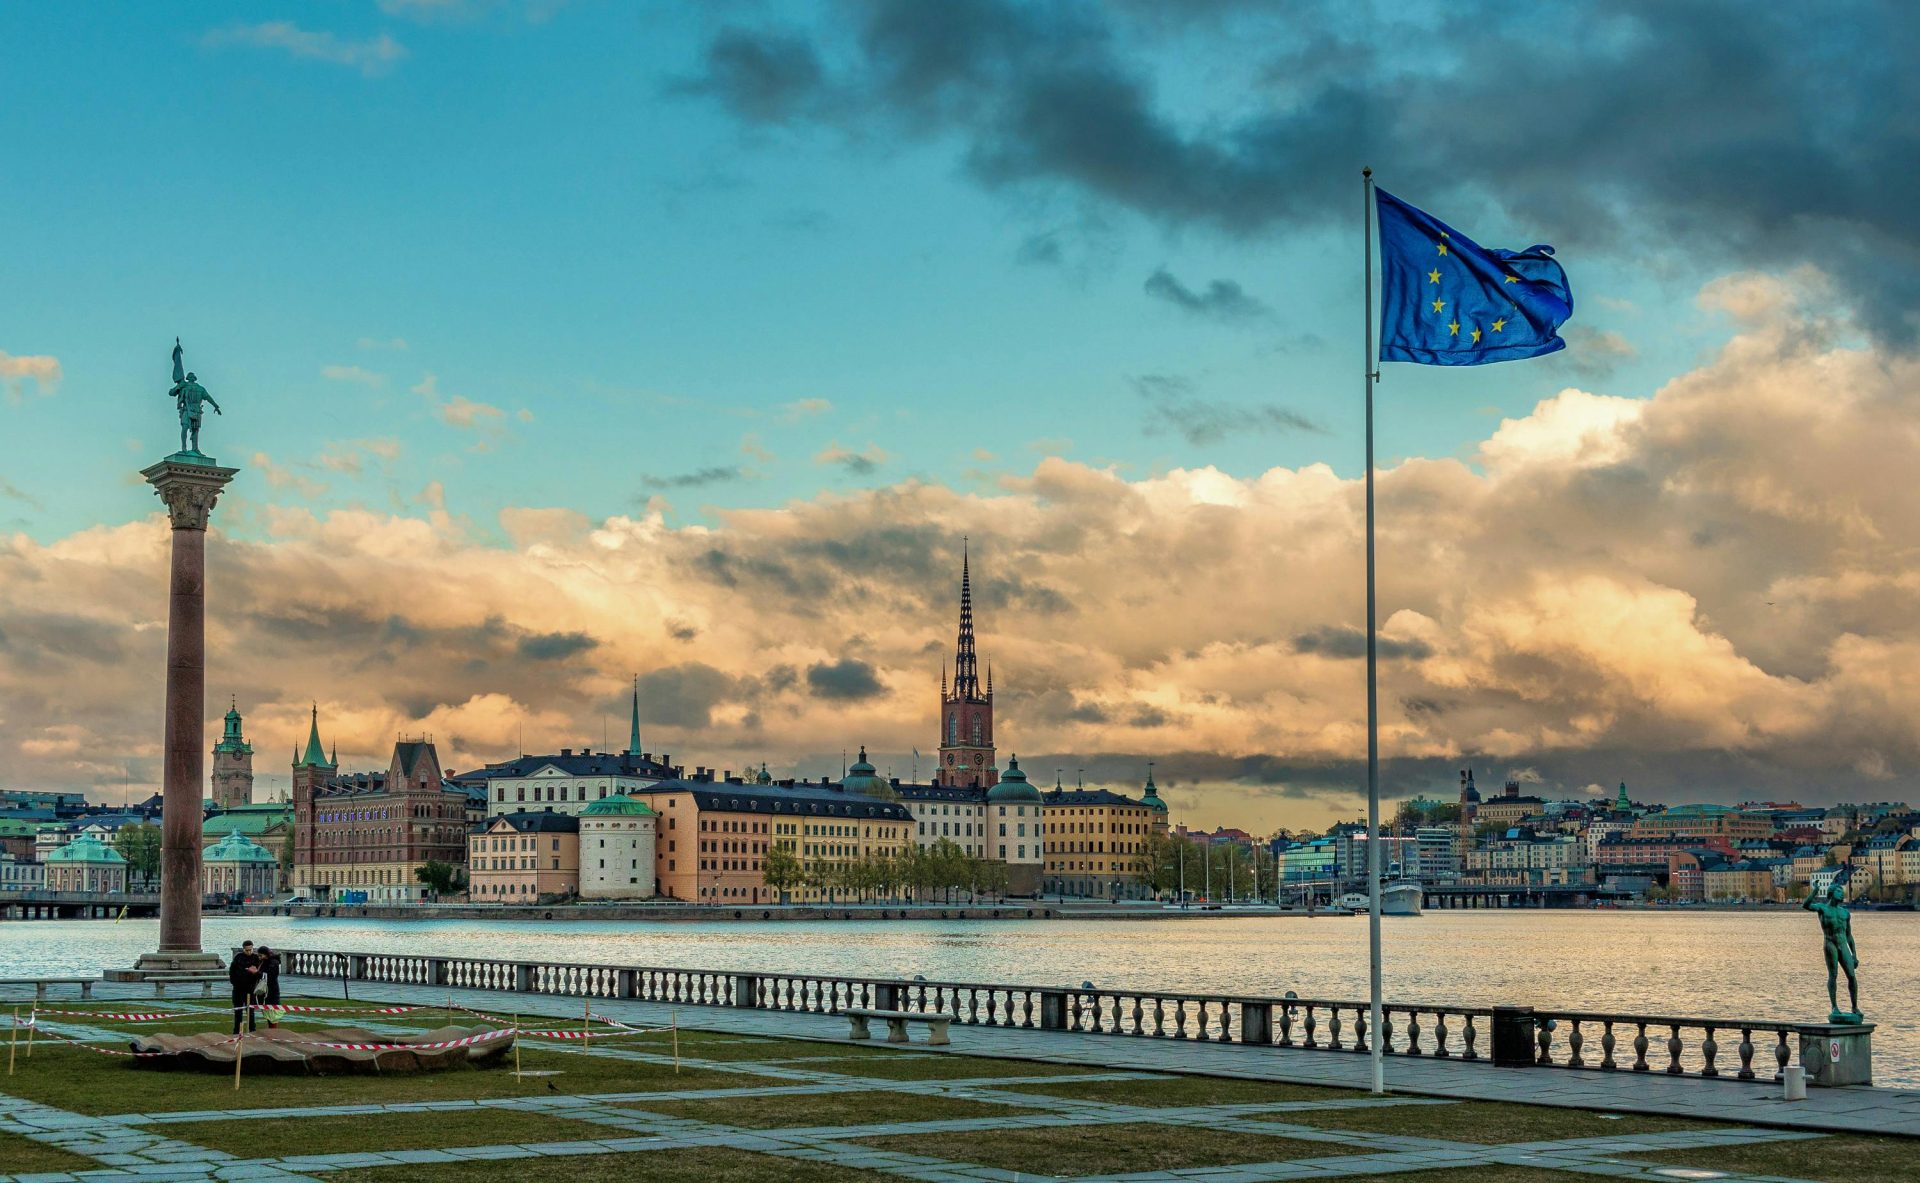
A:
[
  {"xmin": 635, "ymin": 663, "xmax": 740, "ymax": 730},
  {"xmin": 1143, "ymin": 268, "xmax": 1269, "ymax": 323},
  {"xmin": 685, "ymin": 1, "xmax": 1920, "ymax": 345},
  {"xmin": 1292, "ymin": 624, "xmax": 1434, "ymax": 661},
  {"xmin": 642, "ymin": 465, "xmax": 744, "ymax": 491},
  {"xmin": 515, "ymin": 630, "xmax": 599, "ymax": 661},
  {"xmin": 806, "ymin": 657, "xmax": 886, "ymax": 700},
  {"xmin": 1130, "ymin": 373, "xmax": 1322, "ymax": 446}
]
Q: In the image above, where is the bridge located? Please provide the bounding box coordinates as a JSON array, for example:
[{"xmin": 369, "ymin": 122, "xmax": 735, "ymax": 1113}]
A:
[
  {"xmin": 1420, "ymin": 883, "xmax": 1636, "ymax": 909},
  {"xmin": 0, "ymin": 889, "xmax": 163, "ymax": 919}
]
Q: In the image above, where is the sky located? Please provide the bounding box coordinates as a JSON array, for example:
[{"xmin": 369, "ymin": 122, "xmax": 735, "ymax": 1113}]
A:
[{"xmin": 2, "ymin": 1, "xmax": 1917, "ymax": 832}]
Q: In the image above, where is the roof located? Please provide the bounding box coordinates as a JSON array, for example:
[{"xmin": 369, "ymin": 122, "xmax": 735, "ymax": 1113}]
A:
[
  {"xmin": 896, "ymin": 782, "xmax": 988, "ymax": 804},
  {"xmin": 581, "ymin": 794, "xmax": 658, "ymax": 817},
  {"xmin": 486, "ymin": 810, "xmax": 581, "ymax": 834},
  {"xmin": 203, "ymin": 804, "xmax": 292, "ymax": 838},
  {"xmin": 456, "ymin": 751, "xmax": 675, "ymax": 781},
  {"xmin": 1041, "ymin": 787, "xmax": 1150, "ymax": 809},
  {"xmin": 394, "ymin": 741, "xmax": 436, "ymax": 779},
  {"xmin": 46, "ymin": 833, "xmax": 126, "ymax": 864},
  {"xmin": 205, "ymin": 833, "xmax": 277, "ymax": 863},
  {"xmin": 638, "ymin": 779, "xmax": 912, "ymax": 821},
  {"xmin": 840, "ymin": 746, "xmax": 898, "ymax": 802},
  {"xmin": 986, "ymin": 756, "xmax": 1042, "ymax": 804}
]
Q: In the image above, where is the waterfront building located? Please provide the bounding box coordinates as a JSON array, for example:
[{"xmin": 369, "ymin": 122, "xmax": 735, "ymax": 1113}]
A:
[
  {"xmin": 1456, "ymin": 769, "xmax": 1481, "ymax": 837},
  {"xmin": 1411, "ymin": 827, "xmax": 1461, "ymax": 882},
  {"xmin": 1279, "ymin": 836, "xmax": 1337, "ymax": 882},
  {"xmin": 1632, "ymin": 804, "xmax": 1773, "ymax": 846},
  {"xmin": 201, "ymin": 800, "xmax": 292, "ymax": 877},
  {"xmin": 468, "ymin": 811, "xmax": 579, "ymax": 903},
  {"xmin": 0, "ymin": 852, "xmax": 44, "ymax": 890},
  {"xmin": 984, "ymin": 757, "xmax": 1044, "ymax": 895},
  {"xmin": 633, "ymin": 775, "xmax": 913, "ymax": 904},
  {"xmin": 1040, "ymin": 768, "xmax": 1167, "ymax": 899},
  {"xmin": 289, "ymin": 709, "xmax": 470, "ymax": 901},
  {"xmin": 937, "ymin": 547, "xmax": 998, "ymax": 791},
  {"xmin": 1595, "ymin": 833, "xmax": 1727, "ymax": 876},
  {"xmin": 43, "ymin": 832, "xmax": 126, "ymax": 892},
  {"xmin": 0, "ymin": 790, "xmax": 90, "ymax": 821},
  {"xmin": 466, "ymin": 687, "xmax": 676, "ymax": 817},
  {"xmin": 1466, "ymin": 829, "xmax": 1587, "ymax": 876},
  {"xmin": 897, "ymin": 779, "xmax": 990, "ymax": 858},
  {"xmin": 578, "ymin": 793, "xmax": 658, "ymax": 900},
  {"xmin": 210, "ymin": 699, "xmax": 254, "ymax": 809},
  {"xmin": 0, "ymin": 818, "xmax": 43, "ymax": 860},
  {"xmin": 201, "ymin": 832, "xmax": 277, "ymax": 899}
]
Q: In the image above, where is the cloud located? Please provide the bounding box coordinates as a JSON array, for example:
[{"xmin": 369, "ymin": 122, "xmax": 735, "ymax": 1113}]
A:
[
  {"xmin": 643, "ymin": 466, "xmax": 745, "ymax": 491},
  {"xmin": 1131, "ymin": 373, "xmax": 1321, "ymax": 446},
  {"xmin": 683, "ymin": 5, "xmax": 1920, "ymax": 347},
  {"xmin": 439, "ymin": 396, "xmax": 505, "ymax": 429},
  {"xmin": 1143, "ymin": 268, "xmax": 1269, "ymax": 323},
  {"xmin": 203, "ymin": 22, "xmax": 408, "ymax": 77},
  {"xmin": 317, "ymin": 437, "xmax": 403, "ymax": 476},
  {"xmin": 780, "ymin": 398, "xmax": 832, "ymax": 421},
  {"xmin": 815, "ymin": 441, "xmax": 888, "ymax": 475},
  {"xmin": 11, "ymin": 276, "xmax": 1920, "ymax": 831},
  {"xmin": 414, "ymin": 373, "xmax": 510, "ymax": 444},
  {"xmin": 0, "ymin": 352, "xmax": 61, "ymax": 403},
  {"xmin": 1552, "ymin": 325, "xmax": 1638, "ymax": 382},
  {"xmin": 806, "ymin": 658, "xmax": 886, "ymax": 701},
  {"xmin": 321, "ymin": 364, "xmax": 385, "ymax": 389}
]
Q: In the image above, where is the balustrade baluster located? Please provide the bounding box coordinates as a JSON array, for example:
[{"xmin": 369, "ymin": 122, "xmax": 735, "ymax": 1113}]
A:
[
  {"xmin": 1380, "ymin": 1009, "xmax": 1395, "ymax": 1054},
  {"xmin": 1536, "ymin": 1018, "xmax": 1553, "ymax": 1066},
  {"xmin": 1352, "ymin": 1007, "xmax": 1367, "ymax": 1053},
  {"xmin": 1462, "ymin": 1013, "xmax": 1478, "ymax": 1060},
  {"xmin": 1278, "ymin": 1005, "xmax": 1295, "ymax": 1047},
  {"xmin": 1404, "ymin": 1010, "xmax": 1421, "ymax": 1055},
  {"xmin": 1129, "ymin": 995, "xmax": 1143, "ymax": 1035},
  {"xmin": 1600, "ymin": 1021, "xmax": 1617, "ymax": 1070},
  {"xmin": 1432, "ymin": 1011, "xmax": 1447, "ymax": 1057},
  {"xmin": 1773, "ymin": 1031, "xmax": 1791, "ymax": 1081},
  {"xmin": 1327, "ymin": 1007, "xmax": 1341, "ymax": 1051},
  {"xmin": 1665, "ymin": 1025, "xmax": 1684, "ymax": 1075},
  {"xmin": 1633, "ymin": 1022, "xmax": 1650, "ymax": 1071},
  {"xmin": 1701, "ymin": 1026, "xmax": 1719, "ymax": 1077},
  {"xmin": 1304, "ymin": 1005, "xmax": 1319, "ymax": 1049},
  {"xmin": 1567, "ymin": 1020, "xmax": 1584, "ymax": 1067}
]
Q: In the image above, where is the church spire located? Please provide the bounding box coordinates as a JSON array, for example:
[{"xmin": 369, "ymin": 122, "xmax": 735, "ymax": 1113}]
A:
[
  {"xmin": 627, "ymin": 675, "xmax": 643, "ymax": 755},
  {"xmin": 952, "ymin": 538, "xmax": 981, "ymax": 701},
  {"xmin": 299, "ymin": 703, "xmax": 330, "ymax": 768}
]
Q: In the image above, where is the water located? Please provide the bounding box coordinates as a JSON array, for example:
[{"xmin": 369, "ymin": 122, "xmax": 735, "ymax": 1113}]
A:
[{"xmin": 9, "ymin": 910, "xmax": 1913, "ymax": 1084}]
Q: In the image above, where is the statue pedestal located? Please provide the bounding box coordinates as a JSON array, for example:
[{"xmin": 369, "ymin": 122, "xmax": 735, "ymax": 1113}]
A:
[{"xmin": 1797, "ymin": 1023, "xmax": 1873, "ymax": 1087}]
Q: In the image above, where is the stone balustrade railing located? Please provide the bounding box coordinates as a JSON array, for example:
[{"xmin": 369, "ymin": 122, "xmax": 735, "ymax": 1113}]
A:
[{"xmin": 278, "ymin": 948, "xmax": 1831, "ymax": 1084}]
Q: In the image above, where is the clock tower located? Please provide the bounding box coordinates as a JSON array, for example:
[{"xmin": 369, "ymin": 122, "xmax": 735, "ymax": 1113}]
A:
[{"xmin": 937, "ymin": 543, "xmax": 997, "ymax": 789}]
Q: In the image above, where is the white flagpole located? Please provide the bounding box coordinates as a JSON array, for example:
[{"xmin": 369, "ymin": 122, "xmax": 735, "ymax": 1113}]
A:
[{"xmin": 1362, "ymin": 166, "xmax": 1385, "ymax": 1096}]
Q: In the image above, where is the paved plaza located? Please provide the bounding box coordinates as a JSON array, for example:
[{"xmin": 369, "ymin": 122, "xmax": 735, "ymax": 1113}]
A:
[{"xmin": 0, "ymin": 977, "xmax": 1905, "ymax": 1182}]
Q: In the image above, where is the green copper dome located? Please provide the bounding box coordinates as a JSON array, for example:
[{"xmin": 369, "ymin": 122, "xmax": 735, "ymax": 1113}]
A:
[
  {"xmin": 46, "ymin": 833, "xmax": 127, "ymax": 864},
  {"xmin": 582, "ymin": 794, "xmax": 658, "ymax": 817},
  {"xmin": 987, "ymin": 755, "xmax": 1042, "ymax": 804},
  {"xmin": 205, "ymin": 832, "xmax": 277, "ymax": 863},
  {"xmin": 1140, "ymin": 767, "xmax": 1167, "ymax": 811},
  {"xmin": 841, "ymin": 746, "xmax": 897, "ymax": 801}
]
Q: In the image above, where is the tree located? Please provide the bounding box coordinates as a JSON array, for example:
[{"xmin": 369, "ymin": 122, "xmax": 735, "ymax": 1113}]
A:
[
  {"xmin": 762, "ymin": 844, "xmax": 803, "ymax": 901},
  {"xmin": 414, "ymin": 860, "xmax": 461, "ymax": 896},
  {"xmin": 113, "ymin": 822, "xmax": 162, "ymax": 889}
]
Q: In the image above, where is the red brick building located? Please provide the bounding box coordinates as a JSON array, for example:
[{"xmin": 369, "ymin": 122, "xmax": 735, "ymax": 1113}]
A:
[{"xmin": 290, "ymin": 708, "xmax": 469, "ymax": 901}]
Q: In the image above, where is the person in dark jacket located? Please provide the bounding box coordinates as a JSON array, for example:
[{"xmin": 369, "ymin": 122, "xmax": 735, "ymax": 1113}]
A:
[
  {"xmin": 256, "ymin": 946, "xmax": 283, "ymax": 1028},
  {"xmin": 229, "ymin": 940, "xmax": 261, "ymax": 1034}
]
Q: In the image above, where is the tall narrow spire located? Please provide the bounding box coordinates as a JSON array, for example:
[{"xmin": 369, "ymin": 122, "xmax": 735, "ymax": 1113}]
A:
[
  {"xmin": 299, "ymin": 704, "xmax": 329, "ymax": 768},
  {"xmin": 953, "ymin": 538, "xmax": 981, "ymax": 700},
  {"xmin": 628, "ymin": 675, "xmax": 643, "ymax": 755}
]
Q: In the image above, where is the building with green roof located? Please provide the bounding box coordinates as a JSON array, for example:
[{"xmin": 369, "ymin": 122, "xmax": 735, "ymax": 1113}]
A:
[
  {"xmin": 44, "ymin": 832, "xmax": 127, "ymax": 893},
  {"xmin": 579, "ymin": 793, "xmax": 659, "ymax": 900}
]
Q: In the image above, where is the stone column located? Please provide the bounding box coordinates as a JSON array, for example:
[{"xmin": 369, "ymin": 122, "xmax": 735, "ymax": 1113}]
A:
[{"xmin": 131, "ymin": 455, "xmax": 237, "ymax": 975}]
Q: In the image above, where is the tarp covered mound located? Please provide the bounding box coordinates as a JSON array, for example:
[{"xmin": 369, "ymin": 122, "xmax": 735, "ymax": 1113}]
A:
[{"xmin": 129, "ymin": 1025, "xmax": 516, "ymax": 1075}]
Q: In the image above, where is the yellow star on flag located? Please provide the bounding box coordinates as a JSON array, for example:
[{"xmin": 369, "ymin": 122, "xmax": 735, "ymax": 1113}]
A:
[
  {"xmin": 1436, "ymin": 242, "xmax": 1448, "ymax": 256},
  {"xmin": 1491, "ymin": 318, "xmax": 1506, "ymax": 332},
  {"xmin": 1428, "ymin": 268, "xmax": 1441, "ymax": 284},
  {"xmin": 1447, "ymin": 320, "xmax": 1460, "ymax": 337},
  {"xmin": 1430, "ymin": 297, "xmax": 1445, "ymax": 313},
  {"xmin": 1504, "ymin": 275, "xmax": 1519, "ymax": 284},
  {"xmin": 1470, "ymin": 327, "xmax": 1482, "ymax": 344}
]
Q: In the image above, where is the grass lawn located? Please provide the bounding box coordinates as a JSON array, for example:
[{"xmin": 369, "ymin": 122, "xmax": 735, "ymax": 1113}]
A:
[
  {"xmin": 147, "ymin": 1108, "xmax": 626, "ymax": 1157},
  {"xmin": 1324, "ymin": 1171, "xmax": 1598, "ymax": 1182},
  {"xmin": 803, "ymin": 1053, "xmax": 1092, "ymax": 1081},
  {"xmin": 610, "ymin": 1031, "xmax": 896, "ymax": 1063},
  {"xmin": 1628, "ymin": 1132, "xmax": 1919, "ymax": 1183},
  {"xmin": 854, "ymin": 1122, "xmax": 1362, "ymax": 1177},
  {"xmin": 628, "ymin": 1087, "xmax": 1021, "ymax": 1129},
  {"xmin": 998, "ymin": 1073, "xmax": 1365, "ymax": 1107},
  {"xmin": 0, "ymin": 1046, "xmax": 777, "ymax": 1115},
  {"xmin": 1275, "ymin": 1098, "xmax": 1730, "ymax": 1143},
  {"xmin": 0, "ymin": 1129, "xmax": 100, "ymax": 1174},
  {"xmin": 327, "ymin": 1146, "xmax": 895, "ymax": 1183}
]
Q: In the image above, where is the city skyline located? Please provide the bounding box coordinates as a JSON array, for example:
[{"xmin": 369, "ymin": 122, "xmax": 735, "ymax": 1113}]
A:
[{"xmin": 5, "ymin": 4, "xmax": 1919, "ymax": 831}]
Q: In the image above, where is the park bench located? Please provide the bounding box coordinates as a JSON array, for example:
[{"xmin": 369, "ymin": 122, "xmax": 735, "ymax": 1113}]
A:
[
  {"xmin": 844, "ymin": 1008, "xmax": 955, "ymax": 1046},
  {"xmin": 143, "ymin": 973, "xmax": 227, "ymax": 998},
  {"xmin": 0, "ymin": 977, "xmax": 97, "ymax": 1000}
]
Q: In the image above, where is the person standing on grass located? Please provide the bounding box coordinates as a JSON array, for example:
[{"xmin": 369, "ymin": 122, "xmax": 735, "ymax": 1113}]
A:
[
  {"xmin": 229, "ymin": 940, "xmax": 262, "ymax": 1035},
  {"xmin": 256, "ymin": 945, "xmax": 283, "ymax": 1028}
]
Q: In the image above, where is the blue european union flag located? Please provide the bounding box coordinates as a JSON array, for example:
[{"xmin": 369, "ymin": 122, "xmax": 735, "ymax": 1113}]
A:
[{"xmin": 1377, "ymin": 189, "xmax": 1571, "ymax": 366}]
